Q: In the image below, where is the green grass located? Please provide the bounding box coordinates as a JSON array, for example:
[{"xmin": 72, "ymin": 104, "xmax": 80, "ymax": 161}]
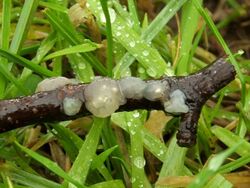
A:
[{"xmin": 0, "ymin": 0, "xmax": 249, "ymax": 188}]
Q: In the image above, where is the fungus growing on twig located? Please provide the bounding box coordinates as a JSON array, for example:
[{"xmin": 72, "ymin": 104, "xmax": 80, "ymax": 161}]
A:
[{"xmin": 0, "ymin": 58, "xmax": 236, "ymax": 147}]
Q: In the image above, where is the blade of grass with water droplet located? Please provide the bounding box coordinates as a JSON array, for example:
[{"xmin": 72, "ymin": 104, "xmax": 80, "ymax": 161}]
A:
[
  {"xmin": 156, "ymin": 135, "xmax": 188, "ymax": 188},
  {"xmin": 111, "ymin": 112, "xmax": 167, "ymax": 162},
  {"xmin": 176, "ymin": 0, "xmax": 201, "ymax": 75},
  {"xmin": 90, "ymin": 180, "xmax": 125, "ymax": 188},
  {"xmin": 43, "ymin": 43, "xmax": 101, "ymax": 61},
  {"xmin": 113, "ymin": 0, "xmax": 188, "ymax": 78},
  {"xmin": 125, "ymin": 111, "xmax": 150, "ymax": 188},
  {"xmin": 67, "ymin": 117, "xmax": 106, "ymax": 188}
]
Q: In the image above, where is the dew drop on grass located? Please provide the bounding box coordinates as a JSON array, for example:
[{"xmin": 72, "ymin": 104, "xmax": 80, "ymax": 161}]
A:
[
  {"xmin": 100, "ymin": 8, "xmax": 116, "ymax": 24},
  {"xmin": 142, "ymin": 50, "xmax": 149, "ymax": 56},
  {"xmin": 79, "ymin": 63, "xmax": 86, "ymax": 70},
  {"xmin": 127, "ymin": 121, "xmax": 132, "ymax": 127},
  {"xmin": 133, "ymin": 111, "xmax": 140, "ymax": 118},
  {"xmin": 133, "ymin": 157, "xmax": 146, "ymax": 169},
  {"xmin": 130, "ymin": 130, "xmax": 136, "ymax": 135},
  {"xmin": 116, "ymin": 31, "xmax": 121, "ymax": 36},
  {"xmin": 157, "ymin": 149, "xmax": 164, "ymax": 157},
  {"xmin": 129, "ymin": 41, "xmax": 135, "ymax": 47},
  {"xmin": 138, "ymin": 67, "xmax": 145, "ymax": 73},
  {"xmin": 131, "ymin": 177, "xmax": 136, "ymax": 183},
  {"xmin": 146, "ymin": 68, "xmax": 157, "ymax": 77}
]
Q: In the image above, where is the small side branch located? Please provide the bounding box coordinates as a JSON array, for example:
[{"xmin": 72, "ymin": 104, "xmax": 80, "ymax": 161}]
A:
[{"xmin": 0, "ymin": 59, "xmax": 236, "ymax": 147}]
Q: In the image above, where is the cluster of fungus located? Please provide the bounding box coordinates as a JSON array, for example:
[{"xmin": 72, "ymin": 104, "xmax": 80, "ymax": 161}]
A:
[
  {"xmin": 37, "ymin": 76, "xmax": 189, "ymax": 118},
  {"xmin": 0, "ymin": 59, "xmax": 236, "ymax": 147}
]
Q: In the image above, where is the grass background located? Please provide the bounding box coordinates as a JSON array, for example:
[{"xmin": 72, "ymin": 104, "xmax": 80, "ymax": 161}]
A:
[{"xmin": 0, "ymin": 0, "xmax": 250, "ymax": 187}]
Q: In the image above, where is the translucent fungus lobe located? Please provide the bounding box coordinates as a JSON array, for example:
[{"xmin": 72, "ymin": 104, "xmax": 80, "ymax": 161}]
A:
[
  {"xmin": 63, "ymin": 97, "xmax": 83, "ymax": 116},
  {"xmin": 119, "ymin": 77, "xmax": 146, "ymax": 99},
  {"xmin": 36, "ymin": 77, "xmax": 78, "ymax": 92},
  {"xmin": 164, "ymin": 89, "xmax": 189, "ymax": 114},
  {"xmin": 84, "ymin": 78, "xmax": 125, "ymax": 117},
  {"xmin": 143, "ymin": 80, "xmax": 169, "ymax": 101}
]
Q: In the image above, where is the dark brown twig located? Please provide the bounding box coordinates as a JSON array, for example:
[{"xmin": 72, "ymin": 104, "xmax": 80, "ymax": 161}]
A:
[{"xmin": 0, "ymin": 58, "xmax": 236, "ymax": 147}]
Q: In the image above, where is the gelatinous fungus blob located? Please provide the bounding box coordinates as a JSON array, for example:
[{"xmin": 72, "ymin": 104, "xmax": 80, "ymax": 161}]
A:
[
  {"xmin": 63, "ymin": 97, "xmax": 83, "ymax": 116},
  {"xmin": 164, "ymin": 89, "xmax": 189, "ymax": 114},
  {"xmin": 143, "ymin": 80, "xmax": 169, "ymax": 101},
  {"xmin": 119, "ymin": 77, "xmax": 146, "ymax": 99},
  {"xmin": 36, "ymin": 77, "xmax": 79, "ymax": 92},
  {"xmin": 84, "ymin": 78, "xmax": 125, "ymax": 117}
]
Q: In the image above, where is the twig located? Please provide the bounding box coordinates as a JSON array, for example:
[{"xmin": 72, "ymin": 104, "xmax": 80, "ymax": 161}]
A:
[{"xmin": 0, "ymin": 58, "xmax": 236, "ymax": 147}]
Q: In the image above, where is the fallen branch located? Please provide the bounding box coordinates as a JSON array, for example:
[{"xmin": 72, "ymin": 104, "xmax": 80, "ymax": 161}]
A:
[{"xmin": 0, "ymin": 59, "xmax": 236, "ymax": 147}]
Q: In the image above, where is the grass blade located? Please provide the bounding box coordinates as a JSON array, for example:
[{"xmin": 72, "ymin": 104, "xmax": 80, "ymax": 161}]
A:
[
  {"xmin": 100, "ymin": 0, "xmax": 114, "ymax": 77},
  {"xmin": 211, "ymin": 126, "xmax": 250, "ymax": 157},
  {"xmin": 0, "ymin": 49, "xmax": 56, "ymax": 77},
  {"xmin": 0, "ymin": 0, "xmax": 12, "ymax": 98},
  {"xmin": 14, "ymin": 141, "xmax": 85, "ymax": 188},
  {"xmin": 9, "ymin": 0, "xmax": 39, "ymax": 54},
  {"xmin": 68, "ymin": 117, "xmax": 106, "ymax": 187},
  {"xmin": 43, "ymin": 43, "xmax": 101, "ymax": 61}
]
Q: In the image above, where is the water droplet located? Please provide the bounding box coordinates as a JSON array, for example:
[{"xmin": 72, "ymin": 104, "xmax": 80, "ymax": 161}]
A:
[
  {"xmin": 133, "ymin": 157, "xmax": 146, "ymax": 168},
  {"xmin": 130, "ymin": 130, "xmax": 136, "ymax": 135},
  {"xmin": 138, "ymin": 67, "xmax": 145, "ymax": 73},
  {"xmin": 146, "ymin": 68, "xmax": 157, "ymax": 77},
  {"xmin": 169, "ymin": 8, "xmax": 173, "ymax": 12},
  {"xmin": 127, "ymin": 121, "xmax": 132, "ymax": 127},
  {"xmin": 133, "ymin": 111, "xmax": 140, "ymax": 118},
  {"xmin": 100, "ymin": 8, "xmax": 116, "ymax": 24},
  {"xmin": 116, "ymin": 31, "xmax": 121, "ymax": 36},
  {"xmin": 131, "ymin": 177, "xmax": 136, "ymax": 183},
  {"xmin": 142, "ymin": 50, "xmax": 149, "ymax": 56},
  {"xmin": 164, "ymin": 68, "xmax": 174, "ymax": 76},
  {"xmin": 79, "ymin": 63, "xmax": 86, "ymax": 70},
  {"xmin": 128, "ymin": 19, "xmax": 134, "ymax": 26},
  {"xmin": 129, "ymin": 41, "xmax": 135, "ymax": 47},
  {"xmin": 157, "ymin": 149, "xmax": 164, "ymax": 156},
  {"xmin": 237, "ymin": 49, "xmax": 244, "ymax": 55}
]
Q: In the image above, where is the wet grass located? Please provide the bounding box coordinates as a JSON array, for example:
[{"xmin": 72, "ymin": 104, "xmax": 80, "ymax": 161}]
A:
[{"xmin": 0, "ymin": 0, "xmax": 250, "ymax": 188}]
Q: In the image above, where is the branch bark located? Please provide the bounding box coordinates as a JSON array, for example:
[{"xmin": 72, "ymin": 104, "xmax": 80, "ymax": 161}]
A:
[{"xmin": 0, "ymin": 58, "xmax": 236, "ymax": 147}]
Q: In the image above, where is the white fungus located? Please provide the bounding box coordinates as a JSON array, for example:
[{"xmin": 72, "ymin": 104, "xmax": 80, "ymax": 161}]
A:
[
  {"xmin": 63, "ymin": 97, "xmax": 83, "ymax": 116},
  {"xmin": 119, "ymin": 77, "xmax": 146, "ymax": 99},
  {"xmin": 164, "ymin": 89, "xmax": 189, "ymax": 114},
  {"xmin": 84, "ymin": 78, "xmax": 125, "ymax": 117},
  {"xmin": 36, "ymin": 77, "xmax": 79, "ymax": 92},
  {"xmin": 143, "ymin": 80, "xmax": 169, "ymax": 101}
]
